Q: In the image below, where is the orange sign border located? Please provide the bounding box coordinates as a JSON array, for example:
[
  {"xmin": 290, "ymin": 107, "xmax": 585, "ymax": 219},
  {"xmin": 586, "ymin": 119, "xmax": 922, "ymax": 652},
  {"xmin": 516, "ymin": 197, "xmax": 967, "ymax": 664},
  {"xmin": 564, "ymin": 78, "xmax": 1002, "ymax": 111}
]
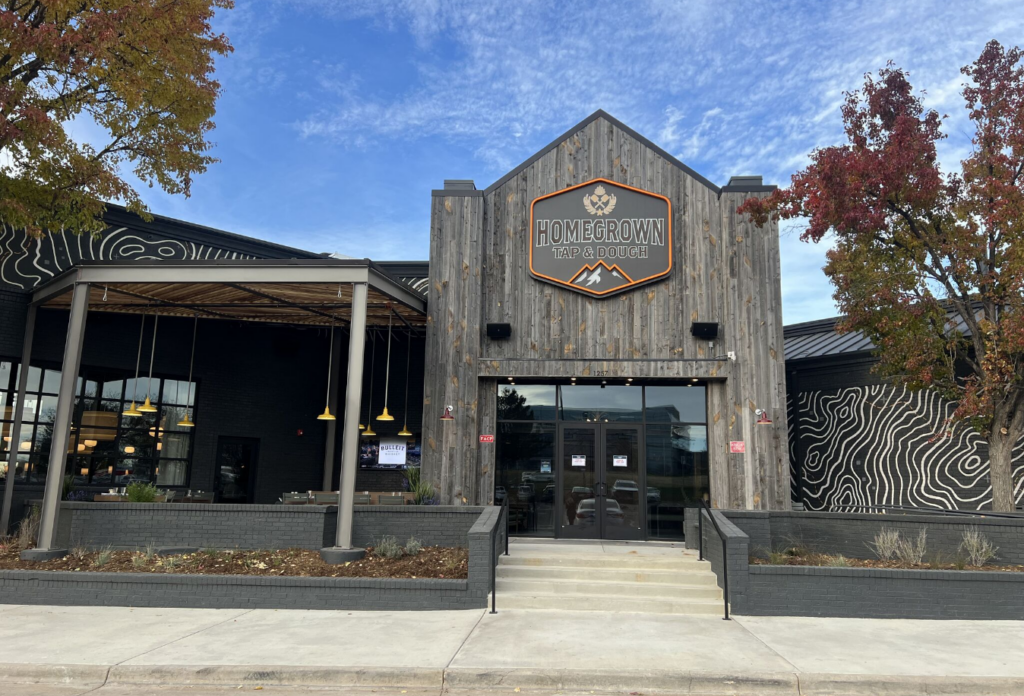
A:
[{"xmin": 528, "ymin": 177, "xmax": 673, "ymax": 297}]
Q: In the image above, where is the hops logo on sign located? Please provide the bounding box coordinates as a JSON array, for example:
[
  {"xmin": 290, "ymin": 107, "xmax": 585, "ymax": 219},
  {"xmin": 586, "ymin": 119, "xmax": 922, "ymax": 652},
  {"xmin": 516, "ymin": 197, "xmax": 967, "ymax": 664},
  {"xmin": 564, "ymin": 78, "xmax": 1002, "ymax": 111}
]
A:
[{"xmin": 583, "ymin": 185, "xmax": 617, "ymax": 216}]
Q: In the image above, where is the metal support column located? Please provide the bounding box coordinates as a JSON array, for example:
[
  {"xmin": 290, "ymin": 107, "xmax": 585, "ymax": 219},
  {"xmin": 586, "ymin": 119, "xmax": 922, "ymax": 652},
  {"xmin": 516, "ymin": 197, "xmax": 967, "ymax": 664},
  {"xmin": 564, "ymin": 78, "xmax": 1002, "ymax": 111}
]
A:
[
  {"xmin": 322, "ymin": 326, "xmax": 343, "ymax": 491},
  {"xmin": 321, "ymin": 283, "xmax": 367, "ymax": 563},
  {"xmin": 0, "ymin": 304, "xmax": 37, "ymax": 534},
  {"xmin": 26, "ymin": 282, "xmax": 90, "ymax": 558}
]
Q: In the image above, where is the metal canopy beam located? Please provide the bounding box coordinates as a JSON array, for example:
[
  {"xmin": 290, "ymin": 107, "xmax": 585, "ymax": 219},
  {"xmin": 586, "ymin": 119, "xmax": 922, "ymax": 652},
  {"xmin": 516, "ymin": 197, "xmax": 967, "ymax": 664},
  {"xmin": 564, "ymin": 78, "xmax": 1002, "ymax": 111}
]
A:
[
  {"xmin": 32, "ymin": 262, "xmax": 426, "ymax": 314},
  {"xmin": 225, "ymin": 283, "xmax": 347, "ymax": 325}
]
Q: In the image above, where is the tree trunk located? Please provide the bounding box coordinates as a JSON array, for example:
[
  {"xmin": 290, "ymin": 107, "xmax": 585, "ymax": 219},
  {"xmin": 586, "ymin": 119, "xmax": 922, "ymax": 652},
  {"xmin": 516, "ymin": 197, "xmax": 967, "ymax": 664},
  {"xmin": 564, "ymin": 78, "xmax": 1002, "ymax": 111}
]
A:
[{"xmin": 988, "ymin": 397, "xmax": 1024, "ymax": 512}]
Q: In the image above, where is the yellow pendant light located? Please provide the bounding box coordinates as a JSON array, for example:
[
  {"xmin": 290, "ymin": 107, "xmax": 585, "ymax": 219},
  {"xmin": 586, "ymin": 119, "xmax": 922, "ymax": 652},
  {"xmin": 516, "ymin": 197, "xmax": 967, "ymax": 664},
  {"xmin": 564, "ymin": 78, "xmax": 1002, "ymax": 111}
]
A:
[
  {"xmin": 376, "ymin": 309, "xmax": 395, "ymax": 421},
  {"xmin": 317, "ymin": 322, "xmax": 337, "ymax": 421},
  {"xmin": 123, "ymin": 315, "xmax": 146, "ymax": 417},
  {"xmin": 138, "ymin": 315, "xmax": 159, "ymax": 413},
  {"xmin": 362, "ymin": 330, "xmax": 377, "ymax": 437},
  {"xmin": 397, "ymin": 327, "xmax": 414, "ymax": 437},
  {"xmin": 178, "ymin": 316, "xmax": 198, "ymax": 427}
]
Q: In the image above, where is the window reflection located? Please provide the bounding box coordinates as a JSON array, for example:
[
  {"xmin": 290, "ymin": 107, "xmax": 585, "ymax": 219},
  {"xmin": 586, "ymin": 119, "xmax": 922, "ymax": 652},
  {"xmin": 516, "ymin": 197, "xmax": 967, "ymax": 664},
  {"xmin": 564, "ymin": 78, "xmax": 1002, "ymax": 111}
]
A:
[
  {"xmin": 497, "ymin": 385, "xmax": 556, "ymax": 421},
  {"xmin": 560, "ymin": 385, "xmax": 642, "ymax": 422},
  {"xmin": 496, "ymin": 422, "xmax": 556, "ymax": 537}
]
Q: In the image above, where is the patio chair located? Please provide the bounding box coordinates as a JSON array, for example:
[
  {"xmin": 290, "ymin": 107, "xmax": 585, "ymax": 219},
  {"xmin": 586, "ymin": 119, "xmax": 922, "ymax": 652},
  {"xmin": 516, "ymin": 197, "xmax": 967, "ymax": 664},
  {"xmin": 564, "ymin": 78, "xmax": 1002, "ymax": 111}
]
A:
[
  {"xmin": 352, "ymin": 492, "xmax": 372, "ymax": 505},
  {"xmin": 163, "ymin": 489, "xmax": 179, "ymax": 503},
  {"xmin": 377, "ymin": 494, "xmax": 406, "ymax": 506}
]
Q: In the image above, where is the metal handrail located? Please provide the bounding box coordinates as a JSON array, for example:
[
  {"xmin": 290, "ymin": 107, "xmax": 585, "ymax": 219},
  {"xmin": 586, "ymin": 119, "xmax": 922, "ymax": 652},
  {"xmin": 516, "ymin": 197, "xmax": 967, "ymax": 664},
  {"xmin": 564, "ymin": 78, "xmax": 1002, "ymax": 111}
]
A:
[
  {"xmin": 490, "ymin": 497, "xmax": 509, "ymax": 614},
  {"xmin": 833, "ymin": 503, "xmax": 1024, "ymax": 520},
  {"xmin": 697, "ymin": 499, "xmax": 730, "ymax": 620}
]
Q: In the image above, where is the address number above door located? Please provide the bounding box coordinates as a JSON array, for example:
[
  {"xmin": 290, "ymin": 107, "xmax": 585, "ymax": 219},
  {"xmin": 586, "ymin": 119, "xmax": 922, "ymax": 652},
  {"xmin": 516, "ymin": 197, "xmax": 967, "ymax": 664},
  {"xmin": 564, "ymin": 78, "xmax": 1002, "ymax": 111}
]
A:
[{"xmin": 529, "ymin": 178, "xmax": 672, "ymax": 298}]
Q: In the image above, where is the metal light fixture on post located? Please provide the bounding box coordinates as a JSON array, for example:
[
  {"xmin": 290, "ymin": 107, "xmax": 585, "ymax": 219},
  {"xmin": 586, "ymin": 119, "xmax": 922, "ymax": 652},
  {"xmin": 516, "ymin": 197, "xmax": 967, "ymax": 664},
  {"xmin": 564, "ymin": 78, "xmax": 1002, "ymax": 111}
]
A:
[
  {"xmin": 376, "ymin": 309, "xmax": 395, "ymax": 422},
  {"xmin": 362, "ymin": 330, "xmax": 377, "ymax": 437},
  {"xmin": 317, "ymin": 321, "xmax": 337, "ymax": 421},
  {"xmin": 440, "ymin": 405, "xmax": 455, "ymax": 421},
  {"xmin": 755, "ymin": 408, "xmax": 772, "ymax": 425},
  {"xmin": 123, "ymin": 315, "xmax": 146, "ymax": 417},
  {"xmin": 138, "ymin": 315, "xmax": 159, "ymax": 413},
  {"xmin": 177, "ymin": 316, "xmax": 198, "ymax": 428},
  {"xmin": 397, "ymin": 330, "xmax": 414, "ymax": 437}
]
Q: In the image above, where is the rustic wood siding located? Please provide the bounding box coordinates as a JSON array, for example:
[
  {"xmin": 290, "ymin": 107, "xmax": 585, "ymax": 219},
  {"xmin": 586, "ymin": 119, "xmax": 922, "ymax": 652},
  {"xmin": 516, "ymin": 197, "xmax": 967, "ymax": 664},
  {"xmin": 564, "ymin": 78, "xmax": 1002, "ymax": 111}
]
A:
[{"xmin": 423, "ymin": 115, "xmax": 789, "ymax": 510}]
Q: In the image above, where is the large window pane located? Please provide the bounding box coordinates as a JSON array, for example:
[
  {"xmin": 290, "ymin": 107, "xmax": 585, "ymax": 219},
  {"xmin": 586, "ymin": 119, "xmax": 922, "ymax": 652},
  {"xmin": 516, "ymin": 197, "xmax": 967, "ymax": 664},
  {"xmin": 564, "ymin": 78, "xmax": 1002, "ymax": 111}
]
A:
[
  {"xmin": 497, "ymin": 385, "xmax": 556, "ymax": 421},
  {"xmin": 157, "ymin": 459, "xmax": 188, "ymax": 486},
  {"xmin": 645, "ymin": 424, "xmax": 709, "ymax": 540},
  {"xmin": 559, "ymin": 385, "xmax": 642, "ymax": 422},
  {"xmin": 496, "ymin": 422, "xmax": 555, "ymax": 537},
  {"xmin": 41, "ymin": 369, "xmax": 61, "ymax": 395},
  {"xmin": 645, "ymin": 386, "xmax": 707, "ymax": 423},
  {"xmin": 160, "ymin": 431, "xmax": 191, "ymax": 459}
]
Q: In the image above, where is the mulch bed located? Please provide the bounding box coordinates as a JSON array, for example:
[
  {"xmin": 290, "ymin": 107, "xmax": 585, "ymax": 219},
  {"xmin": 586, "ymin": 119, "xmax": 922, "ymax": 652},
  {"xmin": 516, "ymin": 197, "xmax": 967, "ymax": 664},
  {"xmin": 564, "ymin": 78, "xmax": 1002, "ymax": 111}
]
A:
[
  {"xmin": 0, "ymin": 543, "xmax": 469, "ymax": 579},
  {"xmin": 750, "ymin": 554, "xmax": 1024, "ymax": 573}
]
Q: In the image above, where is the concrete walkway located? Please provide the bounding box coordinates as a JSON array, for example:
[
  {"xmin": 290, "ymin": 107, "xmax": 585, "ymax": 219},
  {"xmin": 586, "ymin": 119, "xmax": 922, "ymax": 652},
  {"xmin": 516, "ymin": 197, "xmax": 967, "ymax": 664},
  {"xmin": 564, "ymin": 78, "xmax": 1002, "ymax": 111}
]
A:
[{"xmin": 2, "ymin": 603, "xmax": 1024, "ymax": 695}]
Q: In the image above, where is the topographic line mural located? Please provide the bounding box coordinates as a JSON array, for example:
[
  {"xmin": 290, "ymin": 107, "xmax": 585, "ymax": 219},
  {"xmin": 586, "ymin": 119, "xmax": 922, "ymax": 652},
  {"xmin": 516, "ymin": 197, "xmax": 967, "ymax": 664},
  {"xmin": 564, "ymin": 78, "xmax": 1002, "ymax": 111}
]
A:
[
  {"xmin": 790, "ymin": 384, "xmax": 1024, "ymax": 511},
  {"xmin": 0, "ymin": 224, "xmax": 256, "ymax": 291}
]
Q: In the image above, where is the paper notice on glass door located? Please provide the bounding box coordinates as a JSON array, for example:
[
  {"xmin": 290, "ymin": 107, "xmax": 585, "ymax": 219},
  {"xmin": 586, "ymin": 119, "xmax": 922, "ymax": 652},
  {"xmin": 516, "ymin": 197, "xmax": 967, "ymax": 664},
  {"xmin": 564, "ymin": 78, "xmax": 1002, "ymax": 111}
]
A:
[
  {"xmin": 571, "ymin": 455, "xmax": 586, "ymax": 467},
  {"xmin": 613, "ymin": 455, "xmax": 628, "ymax": 468}
]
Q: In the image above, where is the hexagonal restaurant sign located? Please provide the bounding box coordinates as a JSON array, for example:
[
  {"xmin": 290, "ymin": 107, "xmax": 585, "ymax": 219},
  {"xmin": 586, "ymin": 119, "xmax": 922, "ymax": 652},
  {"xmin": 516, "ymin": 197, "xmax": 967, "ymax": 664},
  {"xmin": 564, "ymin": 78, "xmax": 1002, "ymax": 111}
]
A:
[{"xmin": 529, "ymin": 178, "xmax": 672, "ymax": 298}]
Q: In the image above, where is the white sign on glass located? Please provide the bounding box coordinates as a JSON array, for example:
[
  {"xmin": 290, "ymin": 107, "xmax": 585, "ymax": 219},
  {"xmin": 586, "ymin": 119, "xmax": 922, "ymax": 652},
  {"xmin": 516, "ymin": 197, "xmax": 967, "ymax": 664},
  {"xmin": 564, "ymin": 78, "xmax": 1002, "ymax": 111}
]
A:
[
  {"xmin": 613, "ymin": 455, "xmax": 628, "ymax": 468},
  {"xmin": 571, "ymin": 455, "xmax": 587, "ymax": 467},
  {"xmin": 378, "ymin": 438, "xmax": 408, "ymax": 466}
]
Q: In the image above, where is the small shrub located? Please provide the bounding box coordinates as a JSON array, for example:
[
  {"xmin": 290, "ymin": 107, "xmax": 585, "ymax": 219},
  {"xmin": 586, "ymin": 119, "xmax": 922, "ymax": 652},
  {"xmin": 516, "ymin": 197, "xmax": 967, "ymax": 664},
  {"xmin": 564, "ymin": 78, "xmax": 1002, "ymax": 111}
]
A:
[
  {"xmin": 405, "ymin": 537, "xmax": 423, "ymax": 556},
  {"xmin": 953, "ymin": 554, "xmax": 968, "ymax": 571},
  {"xmin": 768, "ymin": 550, "xmax": 789, "ymax": 565},
  {"xmin": 959, "ymin": 527, "xmax": 998, "ymax": 567},
  {"xmin": 895, "ymin": 528, "xmax": 927, "ymax": 565},
  {"xmin": 131, "ymin": 554, "xmax": 147, "ymax": 569},
  {"xmin": 62, "ymin": 474, "xmax": 76, "ymax": 501},
  {"xmin": 868, "ymin": 527, "xmax": 901, "ymax": 561},
  {"xmin": 143, "ymin": 543, "xmax": 157, "ymax": 561},
  {"xmin": 70, "ymin": 546, "xmax": 89, "ymax": 562},
  {"xmin": 93, "ymin": 547, "xmax": 113, "ymax": 567},
  {"xmin": 374, "ymin": 535, "xmax": 403, "ymax": 559},
  {"xmin": 16, "ymin": 505, "xmax": 40, "ymax": 551},
  {"xmin": 821, "ymin": 554, "xmax": 850, "ymax": 567},
  {"xmin": 125, "ymin": 482, "xmax": 160, "ymax": 503},
  {"xmin": 163, "ymin": 555, "xmax": 182, "ymax": 569}
]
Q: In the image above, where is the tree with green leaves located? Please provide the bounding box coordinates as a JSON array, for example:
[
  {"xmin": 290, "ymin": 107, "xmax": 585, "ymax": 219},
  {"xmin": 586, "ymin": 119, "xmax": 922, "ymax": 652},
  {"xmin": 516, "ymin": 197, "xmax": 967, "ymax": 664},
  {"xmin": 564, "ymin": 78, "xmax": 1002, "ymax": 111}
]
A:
[
  {"xmin": 0, "ymin": 0, "xmax": 233, "ymax": 237},
  {"xmin": 739, "ymin": 41, "xmax": 1024, "ymax": 511}
]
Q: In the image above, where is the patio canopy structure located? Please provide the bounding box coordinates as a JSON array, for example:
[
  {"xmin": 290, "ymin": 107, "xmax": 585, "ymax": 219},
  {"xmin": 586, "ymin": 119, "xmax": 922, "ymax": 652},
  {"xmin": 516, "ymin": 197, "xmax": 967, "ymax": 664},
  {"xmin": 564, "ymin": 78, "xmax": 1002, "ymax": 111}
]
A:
[{"xmin": 2, "ymin": 258, "xmax": 427, "ymax": 560}]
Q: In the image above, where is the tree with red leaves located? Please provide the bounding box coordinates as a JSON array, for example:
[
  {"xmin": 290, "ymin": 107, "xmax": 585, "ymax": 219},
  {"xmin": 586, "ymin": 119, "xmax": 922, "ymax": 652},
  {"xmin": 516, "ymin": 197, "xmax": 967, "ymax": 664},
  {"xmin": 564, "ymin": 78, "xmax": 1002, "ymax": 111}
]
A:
[
  {"xmin": 739, "ymin": 41, "xmax": 1024, "ymax": 511},
  {"xmin": 0, "ymin": 0, "xmax": 233, "ymax": 237}
]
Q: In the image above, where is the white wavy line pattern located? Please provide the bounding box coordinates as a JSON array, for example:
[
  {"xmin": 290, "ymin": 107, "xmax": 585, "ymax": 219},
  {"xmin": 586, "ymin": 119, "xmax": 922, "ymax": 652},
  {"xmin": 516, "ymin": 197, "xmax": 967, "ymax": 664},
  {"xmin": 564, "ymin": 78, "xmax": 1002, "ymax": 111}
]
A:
[
  {"xmin": 0, "ymin": 225, "xmax": 257, "ymax": 289},
  {"xmin": 791, "ymin": 385, "xmax": 1024, "ymax": 511}
]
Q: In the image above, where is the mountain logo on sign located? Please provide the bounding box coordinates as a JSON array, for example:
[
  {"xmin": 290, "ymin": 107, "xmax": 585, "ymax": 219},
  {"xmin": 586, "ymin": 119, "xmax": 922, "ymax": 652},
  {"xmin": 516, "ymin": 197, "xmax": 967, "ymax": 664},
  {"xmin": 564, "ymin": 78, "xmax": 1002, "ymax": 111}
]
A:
[{"xmin": 570, "ymin": 261, "xmax": 633, "ymax": 293}]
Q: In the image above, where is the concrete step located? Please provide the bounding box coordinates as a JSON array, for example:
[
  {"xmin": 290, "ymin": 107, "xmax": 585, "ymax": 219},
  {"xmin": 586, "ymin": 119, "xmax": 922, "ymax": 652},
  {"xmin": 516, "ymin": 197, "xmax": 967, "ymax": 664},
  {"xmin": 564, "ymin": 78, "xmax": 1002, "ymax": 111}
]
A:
[
  {"xmin": 495, "ymin": 578, "xmax": 723, "ymax": 600},
  {"xmin": 496, "ymin": 564, "xmax": 719, "ymax": 585},
  {"xmin": 498, "ymin": 554, "xmax": 703, "ymax": 570},
  {"xmin": 492, "ymin": 592, "xmax": 725, "ymax": 615}
]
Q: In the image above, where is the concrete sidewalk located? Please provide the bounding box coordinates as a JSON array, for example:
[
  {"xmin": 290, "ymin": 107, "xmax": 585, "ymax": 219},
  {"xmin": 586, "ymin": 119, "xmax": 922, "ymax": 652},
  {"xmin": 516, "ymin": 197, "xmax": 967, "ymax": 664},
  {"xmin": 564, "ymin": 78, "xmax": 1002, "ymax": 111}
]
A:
[{"xmin": 2, "ymin": 604, "xmax": 1024, "ymax": 695}]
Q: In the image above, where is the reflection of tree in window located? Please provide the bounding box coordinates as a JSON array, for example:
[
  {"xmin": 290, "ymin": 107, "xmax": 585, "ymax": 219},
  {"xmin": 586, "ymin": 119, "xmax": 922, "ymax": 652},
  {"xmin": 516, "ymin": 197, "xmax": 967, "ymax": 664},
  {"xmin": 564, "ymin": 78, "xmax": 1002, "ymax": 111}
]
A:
[{"xmin": 498, "ymin": 387, "xmax": 534, "ymax": 421}]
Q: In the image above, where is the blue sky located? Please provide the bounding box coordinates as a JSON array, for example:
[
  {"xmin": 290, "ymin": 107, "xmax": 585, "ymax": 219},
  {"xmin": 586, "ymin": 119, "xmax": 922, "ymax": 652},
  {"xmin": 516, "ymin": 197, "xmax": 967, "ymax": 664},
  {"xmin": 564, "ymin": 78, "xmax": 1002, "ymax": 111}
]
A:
[{"xmin": 115, "ymin": 0, "xmax": 1024, "ymax": 324}]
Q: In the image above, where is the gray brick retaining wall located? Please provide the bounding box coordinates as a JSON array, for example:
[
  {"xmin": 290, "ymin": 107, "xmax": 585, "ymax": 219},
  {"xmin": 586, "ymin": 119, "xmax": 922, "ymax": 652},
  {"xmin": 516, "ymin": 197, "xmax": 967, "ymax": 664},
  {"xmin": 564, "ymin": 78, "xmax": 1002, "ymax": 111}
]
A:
[
  {"xmin": 723, "ymin": 510, "xmax": 1024, "ymax": 564},
  {"xmin": 745, "ymin": 565, "xmax": 1024, "ymax": 620},
  {"xmin": 3, "ymin": 504, "xmax": 503, "ymax": 611},
  {"xmin": 689, "ymin": 509, "xmax": 1024, "ymax": 619}
]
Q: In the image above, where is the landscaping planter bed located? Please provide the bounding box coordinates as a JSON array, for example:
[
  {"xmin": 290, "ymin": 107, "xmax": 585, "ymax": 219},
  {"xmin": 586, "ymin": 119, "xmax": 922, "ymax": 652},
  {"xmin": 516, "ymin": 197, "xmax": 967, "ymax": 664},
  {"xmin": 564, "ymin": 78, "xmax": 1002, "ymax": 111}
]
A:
[
  {"xmin": 749, "ymin": 554, "xmax": 1024, "ymax": 573},
  {"xmin": 0, "ymin": 545, "xmax": 469, "ymax": 579}
]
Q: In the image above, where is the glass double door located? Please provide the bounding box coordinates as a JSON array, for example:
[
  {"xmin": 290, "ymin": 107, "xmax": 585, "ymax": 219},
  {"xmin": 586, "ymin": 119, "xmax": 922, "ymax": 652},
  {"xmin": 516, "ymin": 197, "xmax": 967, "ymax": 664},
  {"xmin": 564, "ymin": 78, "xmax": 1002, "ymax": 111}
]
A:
[{"xmin": 558, "ymin": 423, "xmax": 644, "ymax": 540}]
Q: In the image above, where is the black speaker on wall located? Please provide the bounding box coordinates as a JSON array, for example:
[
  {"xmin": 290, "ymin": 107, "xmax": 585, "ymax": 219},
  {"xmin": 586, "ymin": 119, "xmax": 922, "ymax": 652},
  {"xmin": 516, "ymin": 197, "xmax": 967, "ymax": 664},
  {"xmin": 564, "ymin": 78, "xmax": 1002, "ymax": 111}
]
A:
[
  {"xmin": 486, "ymin": 323, "xmax": 512, "ymax": 340},
  {"xmin": 691, "ymin": 322, "xmax": 719, "ymax": 340}
]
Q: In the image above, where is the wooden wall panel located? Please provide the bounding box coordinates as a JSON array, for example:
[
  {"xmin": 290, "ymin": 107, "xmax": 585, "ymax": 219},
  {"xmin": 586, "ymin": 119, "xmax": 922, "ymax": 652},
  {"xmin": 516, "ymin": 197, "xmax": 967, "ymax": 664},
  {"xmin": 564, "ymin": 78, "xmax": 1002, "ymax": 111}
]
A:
[{"xmin": 424, "ymin": 114, "xmax": 789, "ymax": 509}]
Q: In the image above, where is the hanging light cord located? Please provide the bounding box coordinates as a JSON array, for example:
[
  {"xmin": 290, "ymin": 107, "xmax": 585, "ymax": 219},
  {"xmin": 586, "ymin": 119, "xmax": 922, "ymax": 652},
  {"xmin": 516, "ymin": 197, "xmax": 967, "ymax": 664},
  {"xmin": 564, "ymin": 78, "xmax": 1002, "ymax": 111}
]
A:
[
  {"xmin": 366, "ymin": 330, "xmax": 376, "ymax": 423},
  {"xmin": 146, "ymin": 315, "xmax": 159, "ymax": 399},
  {"xmin": 324, "ymin": 324, "xmax": 334, "ymax": 406},
  {"xmin": 402, "ymin": 330, "xmax": 412, "ymax": 418},
  {"xmin": 184, "ymin": 315, "xmax": 197, "ymax": 412},
  {"xmin": 131, "ymin": 315, "xmax": 146, "ymax": 403},
  {"xmin": 382, "ymin": 310, "xmax": 393, "ymax": 409}
]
